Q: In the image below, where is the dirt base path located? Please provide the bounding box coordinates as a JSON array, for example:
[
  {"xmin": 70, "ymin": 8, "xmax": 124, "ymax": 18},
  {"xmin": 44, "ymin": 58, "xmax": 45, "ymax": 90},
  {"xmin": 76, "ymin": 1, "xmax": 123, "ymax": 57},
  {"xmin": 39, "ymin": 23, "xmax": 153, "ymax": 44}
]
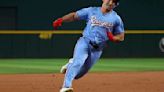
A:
[{"xmin": 0, "ymin": 72, "xmax": 164, "ymax": 92}]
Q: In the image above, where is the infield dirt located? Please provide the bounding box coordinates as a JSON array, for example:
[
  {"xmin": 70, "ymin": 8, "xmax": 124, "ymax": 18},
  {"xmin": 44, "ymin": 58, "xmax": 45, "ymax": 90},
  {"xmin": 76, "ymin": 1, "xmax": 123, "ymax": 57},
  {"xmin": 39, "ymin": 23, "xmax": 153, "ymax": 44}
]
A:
[{"xmin": 0, "ymin": 72, "xmax": 164, "ymax": 92}]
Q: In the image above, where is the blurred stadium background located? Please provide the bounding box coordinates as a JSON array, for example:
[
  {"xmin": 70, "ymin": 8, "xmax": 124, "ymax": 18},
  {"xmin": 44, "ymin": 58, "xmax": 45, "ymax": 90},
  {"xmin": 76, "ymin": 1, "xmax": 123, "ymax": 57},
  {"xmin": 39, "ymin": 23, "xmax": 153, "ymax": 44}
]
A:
[{"xmin": 0, "ymin": 0, "xmax": 164, "ymax": 73}]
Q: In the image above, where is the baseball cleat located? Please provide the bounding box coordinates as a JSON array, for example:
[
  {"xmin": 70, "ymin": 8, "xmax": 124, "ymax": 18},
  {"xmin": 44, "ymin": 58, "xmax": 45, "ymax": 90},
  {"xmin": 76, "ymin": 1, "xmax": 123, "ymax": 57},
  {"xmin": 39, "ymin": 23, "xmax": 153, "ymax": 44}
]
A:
[
  {"xmin": 60, "ymin": 64, "xmax": 67, "ymax": 74},
  {"xmin": 60, "ymin": 88, "xmax": 73, "ymax": 92},
  {"xmin": 60, "ymin": 58, "xmax": 73, "ymax": 74}
]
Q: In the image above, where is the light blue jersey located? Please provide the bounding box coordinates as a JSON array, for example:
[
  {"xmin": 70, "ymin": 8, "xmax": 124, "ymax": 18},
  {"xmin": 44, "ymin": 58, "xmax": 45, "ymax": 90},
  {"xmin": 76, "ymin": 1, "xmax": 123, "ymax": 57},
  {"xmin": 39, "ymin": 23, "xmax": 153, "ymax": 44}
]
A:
[
  {"xmin": 76, "ymin": 7, "xmax": 124, "ymax": 45},
  {"xmin": 62, "ymin": 7, "xmax": 124, "ymax": 88}
]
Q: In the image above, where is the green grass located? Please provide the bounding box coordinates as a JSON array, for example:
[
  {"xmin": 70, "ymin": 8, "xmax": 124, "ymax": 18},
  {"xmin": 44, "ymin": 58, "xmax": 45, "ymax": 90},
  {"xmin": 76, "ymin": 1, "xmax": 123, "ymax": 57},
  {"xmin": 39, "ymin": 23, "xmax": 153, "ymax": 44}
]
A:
[
  {"xmin": 0, "ymin": 58, "xmax": 164, "ymax": 74},
  {"xmin": 92, "ymin": 58, "xmax": 164, "ymax": 72}
]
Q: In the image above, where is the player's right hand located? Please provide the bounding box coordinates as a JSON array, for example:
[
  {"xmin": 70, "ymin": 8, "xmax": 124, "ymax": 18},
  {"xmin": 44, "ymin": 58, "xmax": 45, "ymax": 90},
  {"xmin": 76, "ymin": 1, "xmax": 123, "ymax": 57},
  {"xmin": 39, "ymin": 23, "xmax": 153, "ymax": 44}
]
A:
[{"xmin": 53, "ymin": 18, "xmax": 63, "ymax": 29}]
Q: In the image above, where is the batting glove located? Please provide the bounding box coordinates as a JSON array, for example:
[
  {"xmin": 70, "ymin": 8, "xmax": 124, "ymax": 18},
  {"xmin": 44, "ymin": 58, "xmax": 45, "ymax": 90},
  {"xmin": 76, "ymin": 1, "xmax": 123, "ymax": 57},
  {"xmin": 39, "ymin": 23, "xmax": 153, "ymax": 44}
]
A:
[
  {"xmin": 53, "ymin": 18, "xmax": 63, "ymax": 29},
  {"xmin": 106, "ymin": 31, "xmax": 114, "ymax": 42}
]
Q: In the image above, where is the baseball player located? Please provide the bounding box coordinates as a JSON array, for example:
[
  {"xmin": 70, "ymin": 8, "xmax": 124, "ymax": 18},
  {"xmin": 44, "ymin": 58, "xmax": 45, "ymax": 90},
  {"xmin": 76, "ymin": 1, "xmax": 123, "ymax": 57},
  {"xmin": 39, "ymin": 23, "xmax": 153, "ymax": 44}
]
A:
[{"xmin": 53, "ymin": 0, "xmax": 124, "ymax": 92}]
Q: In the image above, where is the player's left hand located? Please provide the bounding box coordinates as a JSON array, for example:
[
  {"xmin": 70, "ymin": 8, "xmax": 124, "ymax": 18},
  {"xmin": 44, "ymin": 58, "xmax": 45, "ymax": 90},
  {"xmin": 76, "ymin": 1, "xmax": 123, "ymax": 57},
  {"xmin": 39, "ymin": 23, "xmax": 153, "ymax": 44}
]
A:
[
  {"xmin": 106, "ymin": 31, "xmax": 114, "ymax": 41},
  {"xmin": 53, "ymin": 18, "xmax": 63, "ymax": 29}
]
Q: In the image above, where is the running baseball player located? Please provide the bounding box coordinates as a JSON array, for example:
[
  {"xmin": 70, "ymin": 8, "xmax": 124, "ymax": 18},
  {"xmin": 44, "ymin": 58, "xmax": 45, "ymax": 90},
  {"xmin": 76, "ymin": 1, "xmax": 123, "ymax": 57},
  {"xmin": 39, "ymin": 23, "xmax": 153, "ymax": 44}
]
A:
[{"xmin": 53, "ymin": 0, "xmax": 124, "ymax": 92}]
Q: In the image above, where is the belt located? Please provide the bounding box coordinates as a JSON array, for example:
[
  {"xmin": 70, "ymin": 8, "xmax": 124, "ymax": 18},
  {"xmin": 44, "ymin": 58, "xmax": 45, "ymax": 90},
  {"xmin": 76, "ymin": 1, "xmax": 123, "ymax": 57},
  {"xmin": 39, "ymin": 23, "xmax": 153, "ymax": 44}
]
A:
[{"xmin": 89, "ymin": 41, "xmax": 99, "ymax": 49}]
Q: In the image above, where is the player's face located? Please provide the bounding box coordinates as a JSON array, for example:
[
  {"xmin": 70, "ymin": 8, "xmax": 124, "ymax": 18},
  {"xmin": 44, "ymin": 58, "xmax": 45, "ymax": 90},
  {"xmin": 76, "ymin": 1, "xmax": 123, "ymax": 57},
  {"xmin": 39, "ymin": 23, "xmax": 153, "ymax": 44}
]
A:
[{"xmin": 102, "ymin": 0, "xmax": 116, "ymax": 10}]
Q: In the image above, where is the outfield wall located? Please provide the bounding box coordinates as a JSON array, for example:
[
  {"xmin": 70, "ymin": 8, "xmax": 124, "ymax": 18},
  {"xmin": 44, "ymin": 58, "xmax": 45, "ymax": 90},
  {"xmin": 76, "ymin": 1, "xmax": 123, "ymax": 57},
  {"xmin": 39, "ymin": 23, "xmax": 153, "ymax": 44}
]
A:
[
  {"xmin": 0, "ymin": 0, "xmax": 164, "ymax": 58},
  {"xmin": 0, "ymin": 30, "xmax": 163, "ymax": 58}
]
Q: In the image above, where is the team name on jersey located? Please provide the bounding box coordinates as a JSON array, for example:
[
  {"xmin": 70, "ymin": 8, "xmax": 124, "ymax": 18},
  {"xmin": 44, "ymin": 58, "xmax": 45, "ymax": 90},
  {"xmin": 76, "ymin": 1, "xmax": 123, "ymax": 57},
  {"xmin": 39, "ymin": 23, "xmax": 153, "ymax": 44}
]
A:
[{"xmin": 90, "ymin": 16, "xmax": 113, "ymax": 29}]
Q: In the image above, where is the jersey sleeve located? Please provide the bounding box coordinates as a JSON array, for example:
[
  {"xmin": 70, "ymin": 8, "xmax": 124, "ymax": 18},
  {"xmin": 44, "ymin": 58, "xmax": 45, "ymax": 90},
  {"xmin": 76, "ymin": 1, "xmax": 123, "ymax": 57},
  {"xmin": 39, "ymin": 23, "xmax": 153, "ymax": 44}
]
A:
[
  {"xmin": 76, "ymin": 7, "xmax": 92, "ymax": 20},
  {"xmin": 113, "ymin": 16, "xmax": 124, "ymax": 35}
]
